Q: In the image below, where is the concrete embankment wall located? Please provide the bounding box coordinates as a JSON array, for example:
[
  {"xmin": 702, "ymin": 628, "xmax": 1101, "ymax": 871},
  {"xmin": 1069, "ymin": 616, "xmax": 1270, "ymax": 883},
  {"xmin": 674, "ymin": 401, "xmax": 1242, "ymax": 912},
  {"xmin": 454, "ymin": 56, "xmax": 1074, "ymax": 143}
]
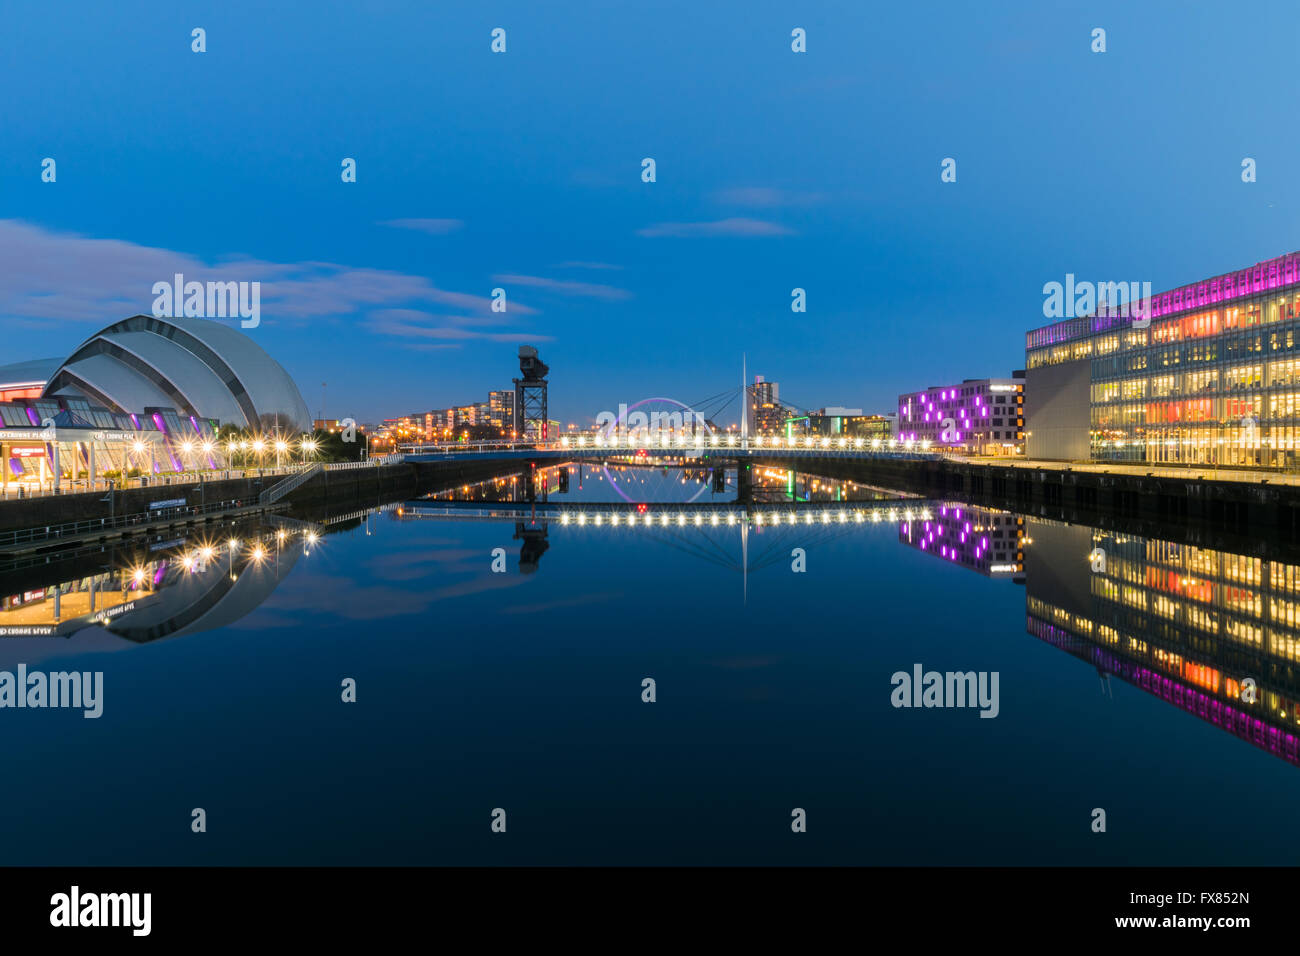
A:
[
  {"xmin": 755, "ymin": 455, "xmax": 1300, "ymax": 540},
  {"xmin": 0, "ymin": 459, "xmax": 529, "ymax": 535},
  {"xmin": 0, "ymin": 474, "xmax": 270, "ymax": 534}
]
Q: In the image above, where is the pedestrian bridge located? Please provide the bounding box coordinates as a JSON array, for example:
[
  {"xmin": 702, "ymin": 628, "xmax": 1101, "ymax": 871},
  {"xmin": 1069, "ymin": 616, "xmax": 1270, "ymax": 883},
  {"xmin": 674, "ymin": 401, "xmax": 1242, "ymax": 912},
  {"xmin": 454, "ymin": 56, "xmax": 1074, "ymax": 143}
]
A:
[
  {"xmin": 397, "ymin": 498, "xmax": 940, "ymax": 528},
  {"xmin": 401, "ymin": 434, "xmax": 940, "ymax": 466}
]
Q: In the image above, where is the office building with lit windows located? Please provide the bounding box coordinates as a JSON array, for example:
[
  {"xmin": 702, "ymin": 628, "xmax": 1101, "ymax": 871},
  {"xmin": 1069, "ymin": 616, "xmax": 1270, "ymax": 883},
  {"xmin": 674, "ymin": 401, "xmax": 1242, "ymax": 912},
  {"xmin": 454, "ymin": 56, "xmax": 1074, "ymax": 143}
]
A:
[
  {"xmin": 897, "ymin": 374, "xmax": 1025, "ymax": 454},
  {"xmin": 1024, "ymin": 517, "xmax": 1300, "ymax": 767},
  {"xmin": 1025, "ymin": 251, "xmax": 1300, "ymax": 467}
]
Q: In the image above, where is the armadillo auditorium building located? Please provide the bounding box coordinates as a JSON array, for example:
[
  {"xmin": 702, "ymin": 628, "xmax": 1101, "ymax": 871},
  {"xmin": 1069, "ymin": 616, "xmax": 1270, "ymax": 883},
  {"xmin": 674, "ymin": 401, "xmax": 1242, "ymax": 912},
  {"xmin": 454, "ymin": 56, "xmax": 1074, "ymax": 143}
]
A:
[
  {"xmin": 1025, "ymin": 250, "xmax": 1300, "ymax": 469},
  {"xmin": 0, "ymin": 314, "xmax": 310, "ymax": 492}
]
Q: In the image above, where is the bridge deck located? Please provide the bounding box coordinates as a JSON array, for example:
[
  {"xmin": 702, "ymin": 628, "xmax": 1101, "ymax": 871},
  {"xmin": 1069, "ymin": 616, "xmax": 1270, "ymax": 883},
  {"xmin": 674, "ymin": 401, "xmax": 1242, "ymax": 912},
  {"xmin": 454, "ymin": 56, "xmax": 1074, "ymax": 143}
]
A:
[
  {"xmin": 399, "ymin": 498, "xmax": 940, "ymax": 524},
  {"xmin": 403, "ymin": 445, "xmax": 938, "ymax": 465}
]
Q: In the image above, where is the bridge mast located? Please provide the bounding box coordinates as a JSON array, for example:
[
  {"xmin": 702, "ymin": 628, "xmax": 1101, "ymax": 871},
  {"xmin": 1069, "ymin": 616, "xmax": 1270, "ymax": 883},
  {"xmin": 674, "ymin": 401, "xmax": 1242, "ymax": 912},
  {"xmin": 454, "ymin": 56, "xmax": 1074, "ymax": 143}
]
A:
[{"xmin": 741, "ymin": 353, "xmax": 748, "ymax": 446}]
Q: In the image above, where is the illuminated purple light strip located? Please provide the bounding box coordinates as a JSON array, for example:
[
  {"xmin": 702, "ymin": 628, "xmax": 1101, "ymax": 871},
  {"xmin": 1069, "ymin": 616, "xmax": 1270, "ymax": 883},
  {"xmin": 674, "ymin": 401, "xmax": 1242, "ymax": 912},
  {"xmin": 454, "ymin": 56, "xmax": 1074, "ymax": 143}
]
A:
[
  {"xmin": 1027, "ymin": 251, "xmax": 1300, "ymax": 350},
  {"xmin": 1028, "ymin": 616, "xmax": 1300, "ymax": 766}
]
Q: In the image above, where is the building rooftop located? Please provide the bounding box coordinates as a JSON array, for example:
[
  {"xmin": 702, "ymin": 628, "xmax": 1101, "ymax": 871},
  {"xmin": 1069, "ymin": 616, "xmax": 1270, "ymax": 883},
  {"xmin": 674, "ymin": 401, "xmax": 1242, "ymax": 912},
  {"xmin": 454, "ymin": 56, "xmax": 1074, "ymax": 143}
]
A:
[{"xmin": 1025, "ymin": 250, "xmax": 1300, "ymax": 350}]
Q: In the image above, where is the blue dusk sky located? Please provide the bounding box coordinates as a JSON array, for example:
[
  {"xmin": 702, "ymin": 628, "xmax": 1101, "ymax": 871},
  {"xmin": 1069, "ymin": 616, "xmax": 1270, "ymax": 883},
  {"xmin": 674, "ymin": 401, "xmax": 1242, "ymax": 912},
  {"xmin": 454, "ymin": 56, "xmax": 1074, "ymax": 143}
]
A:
[{"xmin": 3, "ymin": 1, "xmax": 1299, "ymax": 425}]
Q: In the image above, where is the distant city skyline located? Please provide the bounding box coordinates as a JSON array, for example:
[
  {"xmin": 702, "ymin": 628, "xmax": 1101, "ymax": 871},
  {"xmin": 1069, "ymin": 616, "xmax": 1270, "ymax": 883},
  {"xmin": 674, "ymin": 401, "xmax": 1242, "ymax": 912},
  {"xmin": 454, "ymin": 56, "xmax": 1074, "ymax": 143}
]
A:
[{"xmin": 6, "ymin": 2, "xmax": 1300, "ymax": 425}]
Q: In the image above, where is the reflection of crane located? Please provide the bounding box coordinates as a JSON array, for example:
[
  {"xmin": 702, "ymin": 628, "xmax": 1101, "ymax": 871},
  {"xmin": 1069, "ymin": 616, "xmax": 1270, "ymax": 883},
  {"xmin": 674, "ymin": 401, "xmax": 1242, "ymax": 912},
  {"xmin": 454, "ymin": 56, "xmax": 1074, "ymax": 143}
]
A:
[{"xmin": 514, "ymin": 521, "xmax": 549, "ymax": 573}]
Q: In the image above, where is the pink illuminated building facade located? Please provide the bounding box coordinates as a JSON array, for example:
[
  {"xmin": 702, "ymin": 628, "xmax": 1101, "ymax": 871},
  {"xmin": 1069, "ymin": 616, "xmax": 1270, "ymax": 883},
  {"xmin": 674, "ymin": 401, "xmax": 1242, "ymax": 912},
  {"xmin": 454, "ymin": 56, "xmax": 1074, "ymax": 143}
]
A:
[{"xmin": 897, "ymin": 373, "xmax": 1025, "ymax": 454}]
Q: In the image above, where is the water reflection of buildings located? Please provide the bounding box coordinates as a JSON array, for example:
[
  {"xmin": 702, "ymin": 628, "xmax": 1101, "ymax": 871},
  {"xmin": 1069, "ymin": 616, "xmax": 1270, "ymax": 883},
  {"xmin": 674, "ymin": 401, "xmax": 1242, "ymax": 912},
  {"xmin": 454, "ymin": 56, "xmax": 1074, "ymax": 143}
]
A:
[
  {"xmin": 0, "ymin": 520, "xmax": 312, "ymax": 664},
  {"xmin": 897, "ymin": 504, "xmax": 1024, "ymax": 578},
  {"xmin": 899, "ymin": 503, "xmax": 1300, "ymax": 766},
  {"xmin": 1024, "ymin": 520, "xmax": 1300, "ymax": 766}
]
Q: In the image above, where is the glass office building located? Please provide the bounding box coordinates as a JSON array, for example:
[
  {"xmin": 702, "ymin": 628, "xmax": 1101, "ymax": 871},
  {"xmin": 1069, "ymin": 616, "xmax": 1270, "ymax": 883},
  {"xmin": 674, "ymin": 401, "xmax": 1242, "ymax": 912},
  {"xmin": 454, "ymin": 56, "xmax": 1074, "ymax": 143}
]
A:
[
  {"xmin": 1026, "ymin": 251, "xmax": 1300, "ymax": 467},
  {"xmin": 1024, "ymin": 517, "xmax": 1300, "ymax": 767}
]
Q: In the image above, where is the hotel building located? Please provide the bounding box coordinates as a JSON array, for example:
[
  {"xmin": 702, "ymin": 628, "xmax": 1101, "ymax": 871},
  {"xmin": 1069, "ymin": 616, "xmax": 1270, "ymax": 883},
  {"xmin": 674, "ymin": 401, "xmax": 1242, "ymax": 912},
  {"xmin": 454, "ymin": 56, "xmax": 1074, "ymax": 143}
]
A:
[
  {"xmin": 898, "ymin": 503, "xmax": 1025, "ymax": 577},
  {"xmin": 897, "ymin": 374, "xmax": 1025, "ymax": 454},
  {"xmin": 1025, "ymin": 250, "xmax": 1300, "ymax": 467}
]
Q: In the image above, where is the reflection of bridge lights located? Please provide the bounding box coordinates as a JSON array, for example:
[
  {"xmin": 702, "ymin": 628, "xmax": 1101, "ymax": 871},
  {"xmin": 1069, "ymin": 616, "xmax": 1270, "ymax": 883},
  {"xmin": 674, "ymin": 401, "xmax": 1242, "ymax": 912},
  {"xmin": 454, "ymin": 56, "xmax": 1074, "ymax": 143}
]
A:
[
  {"xmin": 201, "ymin": 546, "xmax": 216, "ymax": 560},
  {"xmin": 182, "ymin": 555, "xmax": 195, "ymax": 571},
  {"xmin": 229, "ymin": 538, "xmax": 240, "ymax": 551},
  {"xmin": 306, "ymin": 532, "xmax": 319, "ymax": 545},
  {"xmin": 250, "ymin": 545, "xmax": 266, "ymax": 563}
]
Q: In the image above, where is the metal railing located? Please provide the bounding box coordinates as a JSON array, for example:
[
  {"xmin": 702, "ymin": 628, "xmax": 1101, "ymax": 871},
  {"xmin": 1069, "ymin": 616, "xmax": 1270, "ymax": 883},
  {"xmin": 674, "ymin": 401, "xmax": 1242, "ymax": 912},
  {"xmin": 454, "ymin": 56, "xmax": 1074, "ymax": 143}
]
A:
[
  {"xmin": 0, "ymin": 463, "xmax": 321, "ymax": 503},
  {"xmin": 323, "ymin": 458, "xmax": 398, "ymax": 471},
  {"xmin": 259, "ymin": 463, "xmax": 323, "ymax": 504},
  {"xmin": 398, "ymin": 437, "xmax": 941, "ymax": 457}
]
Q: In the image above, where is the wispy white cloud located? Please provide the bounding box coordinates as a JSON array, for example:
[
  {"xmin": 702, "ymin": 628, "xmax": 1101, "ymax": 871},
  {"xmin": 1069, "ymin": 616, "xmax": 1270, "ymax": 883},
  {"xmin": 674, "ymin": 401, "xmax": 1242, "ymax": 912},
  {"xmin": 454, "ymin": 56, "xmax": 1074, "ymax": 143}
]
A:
[
  {"xmin": 365, "ymin": 308, "xmax": 552, "ymax": 345},
  {"xmin": 636, "ymin": 217, "xmax": 794, "ymax": 238},
  {"xmin": 555, "ymin": 261, "xmax": 623, "ymax": 271},
  {"xmin": 380, "ymin": 218, "xmax": 464, "ymax": 235},
  {"xmin": 0, "ymin": 219, "xmax": 533, "ymax": 327},
  {"xmin": 712, "ymin": 187, "xmax": 827, "ymax": 208},
  {"xmin": 492, "ymin": 273, "xmax": 632, "ymax": 301}
]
